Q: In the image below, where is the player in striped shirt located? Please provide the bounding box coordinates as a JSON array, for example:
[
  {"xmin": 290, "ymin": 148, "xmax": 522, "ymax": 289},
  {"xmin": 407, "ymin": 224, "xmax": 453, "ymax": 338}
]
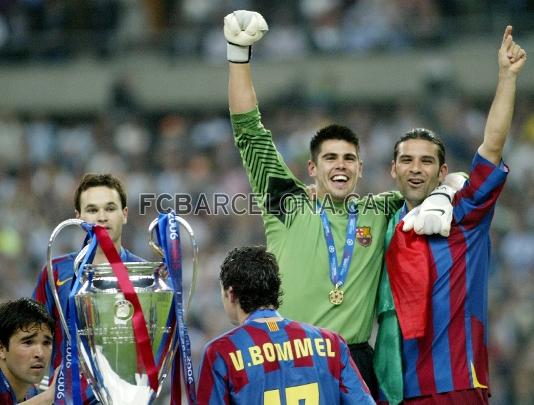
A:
[
  {"xmin": 32, "ymin": 173, "xmax": 144, "ymax": 404},
  {"xmin": 0, "ymin": 298, "xmax": 57, "ymax": 404},
  {"xmin": 197, "ymin": 246, "xmax": 375, "ymax": 404},
  {"xmin": 376, "ymin": 26, "xmax": 527, "ymax": 404}
]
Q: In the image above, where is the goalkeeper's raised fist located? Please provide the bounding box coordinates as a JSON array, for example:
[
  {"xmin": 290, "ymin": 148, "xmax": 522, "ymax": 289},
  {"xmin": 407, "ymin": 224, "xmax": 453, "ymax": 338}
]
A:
[{"xmin": 224, "ymin": 10, "xmax": 268, "ymax": 63}]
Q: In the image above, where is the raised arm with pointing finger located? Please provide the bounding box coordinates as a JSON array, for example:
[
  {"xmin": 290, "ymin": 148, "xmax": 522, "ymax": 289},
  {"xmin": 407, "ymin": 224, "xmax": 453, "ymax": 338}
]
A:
[
  {"xmin": 375, "ymin": 26, "xmax": 527, "ymax": 404},
  {"xmin": 479, "ymin": 25, "xmax": 527, "ymax": 164}
]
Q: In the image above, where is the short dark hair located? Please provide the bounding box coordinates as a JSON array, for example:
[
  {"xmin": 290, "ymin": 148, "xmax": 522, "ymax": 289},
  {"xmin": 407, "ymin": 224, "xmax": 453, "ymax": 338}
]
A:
[
  {"xmin": 220, "ymin": 246, "xmax": 283, "ymax": 314},
  {"xmin": 74, "ymin": 173, "xmax": 127, "ymax": 212},
  {"xmin": 310, "ymin": 124, "xmax": 360, "ymax": 162},
  {"xmin": 0, "ymin": 298, "xmax": 54, "ymax": 349},
  {"xmin": 393, "ymin": 128, "xmax": 446, "ymax": 166}
]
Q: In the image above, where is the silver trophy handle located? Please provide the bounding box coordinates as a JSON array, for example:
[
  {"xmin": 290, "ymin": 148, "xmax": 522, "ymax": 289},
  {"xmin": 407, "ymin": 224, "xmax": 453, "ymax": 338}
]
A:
[
  {"xmin": 148, "ymin": 216, "xmax": 199, "ymax": 316},
  {"xmin": 73, "ymin": 244, "xmax": 91, "ymax": 279},
  {"xmin": 46, "ymin": 218, "xmax": 87, "ymax": 340},
  {"xmin": 46, "ymin": 219, "xmax": 107, "ymax": 402}
]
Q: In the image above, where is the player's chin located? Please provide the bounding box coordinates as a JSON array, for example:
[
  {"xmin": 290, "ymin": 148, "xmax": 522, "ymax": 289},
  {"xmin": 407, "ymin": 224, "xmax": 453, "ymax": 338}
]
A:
[
  {"xmin": 405, "ymin": 190, "xmax": 426, "ymax": 205},
  {"xmin": 330, "ymin": 190, "xmax": 351, "ymax": 203},
  {"xmin": 27, "ymin": 369, "xmax": 46, "ymax": 382}
]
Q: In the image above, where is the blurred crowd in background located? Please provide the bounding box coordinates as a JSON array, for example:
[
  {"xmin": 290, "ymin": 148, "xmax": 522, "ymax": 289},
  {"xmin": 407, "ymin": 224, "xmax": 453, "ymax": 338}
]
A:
[
  {"xmin": 0, "ymin": 0, "xmax": 533, "ymax": 404},
  {"xmin": 0, "ymin": 0, "xmax": 534, "ymax": 61}
]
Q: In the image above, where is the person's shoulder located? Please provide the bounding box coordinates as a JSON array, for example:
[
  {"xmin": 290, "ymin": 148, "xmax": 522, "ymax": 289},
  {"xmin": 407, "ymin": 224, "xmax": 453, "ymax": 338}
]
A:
[
  {"xmin": 351, "ymin": 191, "xmax": 402, "ymax": 219},
  {"xmin": 0, "ymin": 369, "xmax": 14, "ymax": 398},
  {"xmin": 52, "ymin": 252, "xmax": 77, "ymax": 264},
  {"xmin": 355, "ymin": 190, "xmax": 402, "ymax": 202},
  {"xmin": 45, "ymin": 252, "xmax": 77, "ymax": 272},
  {"xmin": 0, "ymin": 392, "xmax": 13, "ymax": 404},
  {"xmin": 35, "ymin": 253, "xmax": 74, "ymax": 283},
  {"xmin": 208, "ymin": 325, "xmax": 243, "ymax": 345},
  {"xmin": 203, "ymin": 326, "xmax": 244, "ymax": 355},
  {"xmin": 471, "ymin": 151, "xmax": 509, "ymax": 175},
  {"xmin": 291, "ymin": 320, "xmax": 346, "ymax": 342},
  {"xmin": 283, "ymin": 319, "xmax": 329, "ymax": 335}
]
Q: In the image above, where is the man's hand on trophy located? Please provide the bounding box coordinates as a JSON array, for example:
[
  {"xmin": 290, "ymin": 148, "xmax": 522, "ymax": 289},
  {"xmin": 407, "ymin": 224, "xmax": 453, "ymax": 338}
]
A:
[
  {"xmin": 30, "ymin": 367, "xmax": 59, "ymax": 404},
  {"xmin": 224, "ymin": 10, "xmax": 268, "ymax": 63}
]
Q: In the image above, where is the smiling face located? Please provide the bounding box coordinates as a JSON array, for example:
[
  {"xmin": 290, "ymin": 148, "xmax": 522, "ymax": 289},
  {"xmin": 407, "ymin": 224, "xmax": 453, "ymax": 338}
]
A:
[
  {"xmin": 0, "ymin": 323, "xmax": 53, "ymax": 399},
  {"xmin": 391, "ymin": 138, "xmax": 448, "ymax": 209},
  {"xmin": 76, "ymin": 186, "xmax": 128, "ymax": 246},
  {"xmin": 308, "ymin": 139, "xmax": 363, "ymax": 202}
]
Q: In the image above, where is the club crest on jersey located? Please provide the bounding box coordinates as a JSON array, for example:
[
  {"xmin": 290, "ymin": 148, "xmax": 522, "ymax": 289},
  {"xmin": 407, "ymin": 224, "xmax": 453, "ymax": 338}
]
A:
[{"xmin": 356, "ymin": 227, "xmax": 372, "ymax": 247}]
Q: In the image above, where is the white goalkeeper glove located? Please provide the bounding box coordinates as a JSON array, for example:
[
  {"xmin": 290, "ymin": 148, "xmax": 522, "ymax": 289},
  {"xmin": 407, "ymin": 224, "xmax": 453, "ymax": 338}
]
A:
[
  {"xmin": 224, "ymin": 10, "xmax": 268, "ymax": 63},
  {"xmin": 403, "ymin": 173, "xmax": 467, "ymax": 237}
]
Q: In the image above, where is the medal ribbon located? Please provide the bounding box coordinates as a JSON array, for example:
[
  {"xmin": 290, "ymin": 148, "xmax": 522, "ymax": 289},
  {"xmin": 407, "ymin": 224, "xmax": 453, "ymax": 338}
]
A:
[
  {"xmin": 92, "ymin": 225, "xmax": 159, "ymax": 392},
  {"xmin": 55, "ymin": 229, "xmax": 98, "ymax": 405},
  {"xmin": 317, "ymin": 201, "xmax": 358, "ymax": 291},
  {"xmin": 155, "ymin": 211, "xmax": 196, "ymax": 405}
]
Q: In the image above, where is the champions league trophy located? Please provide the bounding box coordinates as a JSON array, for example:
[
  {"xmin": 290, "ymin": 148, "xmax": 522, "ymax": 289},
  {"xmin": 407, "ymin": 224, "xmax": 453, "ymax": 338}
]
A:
[{"xmin": 46, "ymin": 213, "xmax": 198, "ymax": 404}]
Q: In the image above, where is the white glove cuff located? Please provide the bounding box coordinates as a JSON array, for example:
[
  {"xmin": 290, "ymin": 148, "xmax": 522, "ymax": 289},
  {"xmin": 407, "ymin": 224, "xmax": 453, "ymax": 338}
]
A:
[
  {"xmin": 443, "ymin": 172, "xmax": 468, "ymax": 192},
  {"xmin": 227, "ymin": 43, "xmax": 251, "ymax": 63},
  {"xmin": 429, "ymin": 184, "xmax": 456, "ymax": 202}
]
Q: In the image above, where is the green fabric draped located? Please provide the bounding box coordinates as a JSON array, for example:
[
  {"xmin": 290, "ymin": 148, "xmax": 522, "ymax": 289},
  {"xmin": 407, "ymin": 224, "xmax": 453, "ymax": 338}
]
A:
[{"xmin": 374, "ymin": 209, "xmax": 404, "ymax": 405}]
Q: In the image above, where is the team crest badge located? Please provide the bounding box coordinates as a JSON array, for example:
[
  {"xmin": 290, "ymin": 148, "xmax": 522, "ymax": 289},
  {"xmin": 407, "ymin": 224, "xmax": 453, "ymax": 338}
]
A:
[{"xmin": 356, "ymin": 227, "xmax": 372, "ymax": 247}]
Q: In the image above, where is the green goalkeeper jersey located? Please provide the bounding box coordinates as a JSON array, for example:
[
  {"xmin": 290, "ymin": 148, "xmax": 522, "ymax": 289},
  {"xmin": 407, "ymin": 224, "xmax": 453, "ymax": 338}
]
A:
[{"xmin": 232, "ymin": 107, "xmax": 402, "ymax": 344}]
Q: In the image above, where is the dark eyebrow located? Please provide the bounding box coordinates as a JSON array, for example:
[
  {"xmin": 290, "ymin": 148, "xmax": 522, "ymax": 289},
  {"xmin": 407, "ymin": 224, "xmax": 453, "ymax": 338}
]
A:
[
  {"xmin": 398, "ymin": 154, "xmax": 436, "ymax": 160},
  {"xmin": 321, "ymin": 152, "xmax": 358, "ymax": 159},
  {"xmin": 84, "ymin": 201, "xmax": 119, "ymax": 209},
  {"xmin": 19, "ymin": 332, "xmax": 38, "ymax": 341}
]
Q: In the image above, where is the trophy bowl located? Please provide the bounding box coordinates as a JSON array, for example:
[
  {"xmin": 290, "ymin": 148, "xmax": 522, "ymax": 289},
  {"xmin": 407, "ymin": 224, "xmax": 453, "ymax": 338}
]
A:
[
  {"xmin": 47, "ymin": 215, "xmax": 198, "ymax": 405},
  {"xmin": 75, "ymin": 262, "xmax": 176, "ymax": 404}
]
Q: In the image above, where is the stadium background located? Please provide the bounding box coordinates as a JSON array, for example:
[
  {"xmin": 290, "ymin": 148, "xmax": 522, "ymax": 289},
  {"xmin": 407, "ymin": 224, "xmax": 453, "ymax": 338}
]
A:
[{"xmin": 0, "ymin": 1, "xmax": 532, "ymax": 403}]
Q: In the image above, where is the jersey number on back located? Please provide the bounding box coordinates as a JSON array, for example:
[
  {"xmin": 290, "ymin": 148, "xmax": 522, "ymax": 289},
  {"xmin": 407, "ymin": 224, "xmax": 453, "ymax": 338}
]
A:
[{"xmin": 264, "ymin": 382, "xmax": 319, "ymax": 404}]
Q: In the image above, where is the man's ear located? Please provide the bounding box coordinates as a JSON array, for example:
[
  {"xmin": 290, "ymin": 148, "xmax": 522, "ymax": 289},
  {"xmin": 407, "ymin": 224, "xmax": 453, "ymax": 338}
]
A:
[
  {"xmin": 307, "ymin": 159, "xmax": 317, "ymax": 177},
  {"xmin": 0, "ymin": 343, "xmax": 7, "ymax": 360},
  {"xmin": 122, "ymin": 207, "xmax": 128, "ymax": 225},
  {"xmin": 390, "ymin": 160, "xmax": 397, "ymax": 179},
  {"xmin": 226, "ymin": 286, "xmax": 235, "ymax": 304},
  {"xmin": 438, "ymin": 163, "xmax": 449, "ymax": 184},
  {"xmin": 75, "ymin": 210, "xmax": 80, "ymax": 219}
]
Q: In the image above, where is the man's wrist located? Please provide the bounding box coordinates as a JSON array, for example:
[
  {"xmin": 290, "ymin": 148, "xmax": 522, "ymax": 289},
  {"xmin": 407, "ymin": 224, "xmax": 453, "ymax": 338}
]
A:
[
  {"xmin": 227, "ymin": 43, "xmax": 251, "ymax": 63},
  {"xmin": 429, "ymin": 185, "xmax": 455, "ymax": 202}
]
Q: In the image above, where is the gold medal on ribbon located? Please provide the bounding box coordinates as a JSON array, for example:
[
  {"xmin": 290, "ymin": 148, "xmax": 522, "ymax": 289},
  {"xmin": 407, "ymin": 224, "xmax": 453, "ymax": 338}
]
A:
[{"xmin": 329, "ymin": 284, "xmax": 344, "ymax": 305}]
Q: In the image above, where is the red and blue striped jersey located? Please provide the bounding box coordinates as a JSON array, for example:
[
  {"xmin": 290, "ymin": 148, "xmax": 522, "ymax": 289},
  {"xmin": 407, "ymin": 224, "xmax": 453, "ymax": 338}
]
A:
[
  {"xmin": 401, "ymin": 153, "xmax": 508, "ymax": 398},
  {"xmin": 197, "ymin": 318, "xmax": 374, "ymax": 404},
  {"xmin": 32, "ymin": 248, "xmax": 144, "ymax": 404},
  {"xmin": 0, "ymin": 368, "xmax": 38, "ymax": 404}
]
